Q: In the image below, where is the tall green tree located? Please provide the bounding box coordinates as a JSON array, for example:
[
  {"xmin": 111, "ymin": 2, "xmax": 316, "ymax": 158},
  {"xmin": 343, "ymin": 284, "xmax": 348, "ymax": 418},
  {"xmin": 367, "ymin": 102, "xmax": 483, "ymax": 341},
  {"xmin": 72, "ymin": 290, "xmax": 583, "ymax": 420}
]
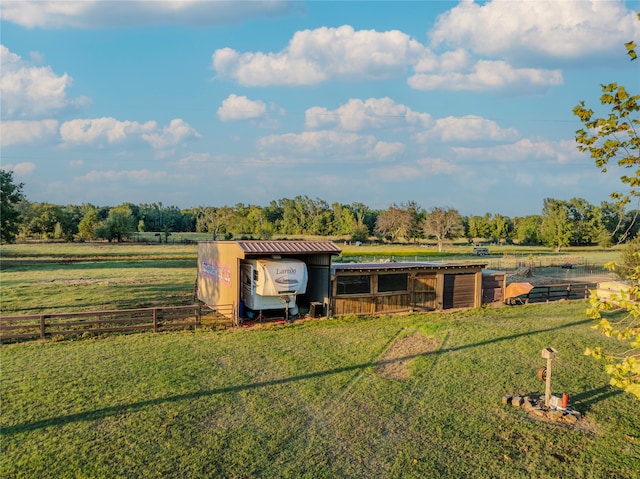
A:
[
  {"xmin": 0, "ymin": 169, "xmax": 25, "ymax": 243},
  {"xmin": 567, "ymin": 198, "xmax": 602, "ymax": 246},
  {"xmin": 78, "ymin": 205, "xmax": 100, "ymax": 240},
  {"xmin": 20, "ymin": 203, "xmax": 73, "ymax": 240},
  {"xmin": 540, "ymin": 198, "xmax": 573, "ymax": 252},
  {"xmin": 467, "ymin": 214, "xmax": 492, "ymax": 241},
  {"xmin": 96, "ymin": 204, "xmax": 136, "ymax": 242},
  {"xmin": 513, "ymin": 215, "xmax": 542, "ymax": 246},
  {"xmin": 575, "ymin": 32, "xmax": 640, "ymax": 399}
]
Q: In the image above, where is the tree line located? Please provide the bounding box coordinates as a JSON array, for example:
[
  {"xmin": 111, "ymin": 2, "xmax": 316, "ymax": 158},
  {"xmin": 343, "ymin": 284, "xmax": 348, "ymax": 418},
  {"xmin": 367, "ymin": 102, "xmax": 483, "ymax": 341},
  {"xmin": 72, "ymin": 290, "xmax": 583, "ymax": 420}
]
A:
[{"xmin": 1, "ymin": 170, "xmax": 637, "ymax": 250}]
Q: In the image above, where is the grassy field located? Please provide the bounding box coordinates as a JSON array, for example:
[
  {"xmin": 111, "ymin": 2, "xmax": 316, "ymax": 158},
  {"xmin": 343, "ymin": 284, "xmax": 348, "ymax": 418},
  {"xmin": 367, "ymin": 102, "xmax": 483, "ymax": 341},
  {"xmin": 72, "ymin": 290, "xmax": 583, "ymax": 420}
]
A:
[
  {"xmin": 1, "ymin": 243, "xmax": 637, "ymax": 477},
  {"xmin": 2, "ymin": 301, "xmax": 639, "ymax": 478},
  {"xmin": 0, "ymin": 243, "xmax": 199, "ymax": 315}
]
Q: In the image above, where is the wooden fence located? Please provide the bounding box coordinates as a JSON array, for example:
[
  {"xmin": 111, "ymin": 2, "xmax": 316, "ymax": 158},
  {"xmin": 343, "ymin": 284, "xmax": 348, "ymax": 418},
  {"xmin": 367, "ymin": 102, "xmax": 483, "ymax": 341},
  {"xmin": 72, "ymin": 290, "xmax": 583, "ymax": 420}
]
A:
[
  {"xmin": 505, "ymin": 283, "xmax": 594, "ymax": 305},
  {"xmin": 0, "ymin": 304, "xmax": 235, "ymax": 343}
]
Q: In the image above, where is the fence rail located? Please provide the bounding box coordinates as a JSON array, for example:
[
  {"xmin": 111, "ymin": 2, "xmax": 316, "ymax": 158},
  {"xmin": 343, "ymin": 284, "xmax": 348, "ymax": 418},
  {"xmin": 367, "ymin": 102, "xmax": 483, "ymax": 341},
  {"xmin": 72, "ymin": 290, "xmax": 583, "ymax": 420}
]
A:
[
  {"xmin": 0, "ymin": 304, "xmax": 221, "ymax": 343},
  {"xmin": 505, "ymin": 283, "xmax": 594, "ymax": 305}
]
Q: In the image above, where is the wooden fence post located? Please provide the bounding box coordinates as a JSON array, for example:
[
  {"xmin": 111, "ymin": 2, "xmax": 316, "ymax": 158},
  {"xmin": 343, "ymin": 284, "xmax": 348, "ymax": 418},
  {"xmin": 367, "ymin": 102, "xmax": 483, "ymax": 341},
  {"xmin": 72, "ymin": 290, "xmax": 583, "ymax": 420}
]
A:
[
  {"xmin": 153, "ymin": 308, "xmax": 158, "ymax": 333},
  {"xmin": 40, "ymin": 315, "xmax": 46, "ymax": 340}
]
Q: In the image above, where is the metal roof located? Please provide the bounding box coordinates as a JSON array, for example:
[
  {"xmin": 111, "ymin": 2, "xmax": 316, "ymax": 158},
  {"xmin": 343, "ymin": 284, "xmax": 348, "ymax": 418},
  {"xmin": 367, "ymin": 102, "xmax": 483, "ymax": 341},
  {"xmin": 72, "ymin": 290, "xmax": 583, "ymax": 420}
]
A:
[
  {"xmin": 234, "ymin": 240, "xmax": 342, "ymax": 255},
  {"xmin": 333, "ymin": 261, "xmax": 486, "ymax": 271}
]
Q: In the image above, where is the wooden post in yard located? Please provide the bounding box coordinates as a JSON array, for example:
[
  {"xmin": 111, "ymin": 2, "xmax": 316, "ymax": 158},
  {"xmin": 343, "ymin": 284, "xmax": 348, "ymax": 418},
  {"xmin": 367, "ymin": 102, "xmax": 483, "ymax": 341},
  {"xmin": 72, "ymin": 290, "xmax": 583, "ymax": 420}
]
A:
[
  {"xmin": 541, "ymin": 347, "xmax": 557, "ymax": 408},
  {"xmin": 153, "ymin": 308, "xmax": 158, "ymax": 333}
]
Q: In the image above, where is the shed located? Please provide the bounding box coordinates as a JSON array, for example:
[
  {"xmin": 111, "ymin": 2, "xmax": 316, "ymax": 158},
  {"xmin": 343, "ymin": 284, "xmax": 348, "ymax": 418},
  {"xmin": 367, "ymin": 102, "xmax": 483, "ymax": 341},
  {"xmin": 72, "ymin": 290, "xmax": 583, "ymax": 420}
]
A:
[
  {"xmin": 197, "ymin": 240, "xmax": 342, "ymax": 323},
  {"xmin": 330, "ymin": 261, "xmax": 488, "ymax": 316}
]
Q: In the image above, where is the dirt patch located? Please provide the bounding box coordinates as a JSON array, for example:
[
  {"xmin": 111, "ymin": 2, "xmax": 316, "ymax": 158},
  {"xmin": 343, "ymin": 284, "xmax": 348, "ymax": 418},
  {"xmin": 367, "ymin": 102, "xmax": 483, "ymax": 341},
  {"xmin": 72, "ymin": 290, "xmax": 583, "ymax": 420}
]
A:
[{"xmin": 376, "ymin": 333, "xmax": 438, "ymax": 380}]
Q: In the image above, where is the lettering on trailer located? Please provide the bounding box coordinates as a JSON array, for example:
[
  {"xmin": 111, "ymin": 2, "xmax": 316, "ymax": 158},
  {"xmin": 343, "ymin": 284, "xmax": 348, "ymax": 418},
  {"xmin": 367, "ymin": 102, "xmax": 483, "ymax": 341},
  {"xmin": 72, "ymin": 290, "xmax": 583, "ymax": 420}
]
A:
[
  {"xmin": 275, "ymin": 267, "xmax": 298, "ymax": 286},
  {"xmin": 201, "ymin": 260, "xmax": 231, "ymax": 286},
  {"xmin": 276, "ymin": 267, "xmax": 296, "ymax": 274}
]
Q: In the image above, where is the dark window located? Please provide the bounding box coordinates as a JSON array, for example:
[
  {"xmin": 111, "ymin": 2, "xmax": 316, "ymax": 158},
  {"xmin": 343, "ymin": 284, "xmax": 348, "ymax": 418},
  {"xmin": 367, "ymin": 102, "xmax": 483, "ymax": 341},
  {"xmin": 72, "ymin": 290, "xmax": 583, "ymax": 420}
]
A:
[
  {"xmin": 336, "ymin": 275, "xmax": 371, "ymax": 295},
  {"xmin": 378, "ymin": 273, "xmax": 408, "ymax": 292}
]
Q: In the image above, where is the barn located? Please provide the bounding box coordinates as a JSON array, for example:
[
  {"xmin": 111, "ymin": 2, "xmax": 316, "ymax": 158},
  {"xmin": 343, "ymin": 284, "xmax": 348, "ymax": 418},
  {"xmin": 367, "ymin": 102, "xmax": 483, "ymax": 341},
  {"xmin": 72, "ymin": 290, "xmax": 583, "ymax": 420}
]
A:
[{"xmin": 197, "ymin": 240, "xmax": 503, "ymax": 324}]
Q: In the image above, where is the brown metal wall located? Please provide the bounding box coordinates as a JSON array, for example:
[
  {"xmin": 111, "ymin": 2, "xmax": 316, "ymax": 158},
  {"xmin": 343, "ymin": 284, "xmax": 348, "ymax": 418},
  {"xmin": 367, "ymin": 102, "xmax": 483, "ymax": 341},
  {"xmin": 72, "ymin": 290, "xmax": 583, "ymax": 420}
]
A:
[
  {"xmin": 482, "ymin": 273, "xmax": 505, "ymax": 304},
  {"xmin": 443, "ymin": 273, "xmax": 476, "ymax": 309}
]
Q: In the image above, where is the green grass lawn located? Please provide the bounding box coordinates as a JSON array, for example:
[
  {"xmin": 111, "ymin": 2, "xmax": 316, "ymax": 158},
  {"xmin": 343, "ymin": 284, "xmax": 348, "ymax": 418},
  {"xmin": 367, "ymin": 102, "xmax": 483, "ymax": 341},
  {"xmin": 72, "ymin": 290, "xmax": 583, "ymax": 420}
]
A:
[
  {"xmin": 0, "ymin": 243, "xmax": 199, "ymax": 314},
  {"xmin": 2, "ymin": 301, "xmax": 639, "ymax": 478}
]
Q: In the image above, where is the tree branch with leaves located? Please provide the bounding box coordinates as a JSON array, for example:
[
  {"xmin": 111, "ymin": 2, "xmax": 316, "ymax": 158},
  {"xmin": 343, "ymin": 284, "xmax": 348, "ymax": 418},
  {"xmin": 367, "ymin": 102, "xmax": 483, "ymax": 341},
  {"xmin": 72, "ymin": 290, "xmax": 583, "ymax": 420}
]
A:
[{"xmin": 574, "ymin": 29, "xmax": 640, "ymax": 399}]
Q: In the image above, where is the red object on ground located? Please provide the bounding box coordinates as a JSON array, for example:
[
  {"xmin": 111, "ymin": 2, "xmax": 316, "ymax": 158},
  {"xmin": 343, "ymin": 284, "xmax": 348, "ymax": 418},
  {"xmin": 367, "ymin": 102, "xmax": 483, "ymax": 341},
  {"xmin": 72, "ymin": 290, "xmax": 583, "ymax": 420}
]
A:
[{"xmin": 562, "ymin": 393, "xmax": 568, "ymax": 409}]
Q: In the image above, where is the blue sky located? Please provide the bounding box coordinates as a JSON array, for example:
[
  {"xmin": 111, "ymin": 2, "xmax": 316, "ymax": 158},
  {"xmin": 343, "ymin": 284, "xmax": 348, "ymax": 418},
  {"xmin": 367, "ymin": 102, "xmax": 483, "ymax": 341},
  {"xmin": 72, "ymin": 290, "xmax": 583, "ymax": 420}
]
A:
[{"xmin": 1, "ymin": 0, "xmax": 639, "ymax": 216}]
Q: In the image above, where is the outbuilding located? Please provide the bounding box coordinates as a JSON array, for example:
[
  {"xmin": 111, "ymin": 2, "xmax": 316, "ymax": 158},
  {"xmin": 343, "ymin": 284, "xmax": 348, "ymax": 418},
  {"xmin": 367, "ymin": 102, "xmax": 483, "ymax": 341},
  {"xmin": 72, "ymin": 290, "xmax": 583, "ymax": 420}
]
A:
[
  {"xmin": 197, "ymin": 240, "xmax": 501, "ymax": 323},
  {"xmin": 196, "ymin": 240, "xmax": 341, "ymax": 324},
  {"xmin": 330, "ymin": 261, "xmax": 492, "ymax": 316}
]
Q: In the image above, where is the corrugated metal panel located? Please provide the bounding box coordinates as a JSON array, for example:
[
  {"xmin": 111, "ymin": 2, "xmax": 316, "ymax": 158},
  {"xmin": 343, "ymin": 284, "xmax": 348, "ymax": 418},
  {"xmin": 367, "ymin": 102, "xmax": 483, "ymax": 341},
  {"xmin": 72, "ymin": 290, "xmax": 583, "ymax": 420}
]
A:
[
  {"xmin": 234, "ymin": 240, "xmax": 342, "ymax": 255},
  {"xmin": 443, "ymin": 273, "xmax": 476, "ymax": 309},
  {"xmin": 482, "ymin": 274, "xmax": 505, "ymax": 304},
  {"xmin": 334, "ymin": 262, "xmax": 485, "ymax": 272}
]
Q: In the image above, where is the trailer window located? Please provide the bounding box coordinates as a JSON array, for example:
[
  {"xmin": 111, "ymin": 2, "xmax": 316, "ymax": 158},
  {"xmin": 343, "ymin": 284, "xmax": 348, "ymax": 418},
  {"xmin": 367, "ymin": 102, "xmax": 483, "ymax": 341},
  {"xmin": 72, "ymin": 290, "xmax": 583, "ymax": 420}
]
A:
[
  {"xmin": 336, "ymin": 275, "xmax": 370, "ymax": 295},
  {"xmin": 378, "ymin": 273, "xmax": 408, "ymax": 292}
]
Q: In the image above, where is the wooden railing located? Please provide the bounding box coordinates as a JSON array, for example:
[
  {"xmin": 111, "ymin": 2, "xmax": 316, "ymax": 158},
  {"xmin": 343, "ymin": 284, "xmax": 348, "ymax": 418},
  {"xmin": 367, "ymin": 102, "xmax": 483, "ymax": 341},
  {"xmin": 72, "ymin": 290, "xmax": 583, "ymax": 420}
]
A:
[
  {"xmin": 505, "ymin": 283, "xmax": 594, "ymax": 305},
  {"xmin": 0, "ymin": 304, "xmax": 218, "ymax": 342}
]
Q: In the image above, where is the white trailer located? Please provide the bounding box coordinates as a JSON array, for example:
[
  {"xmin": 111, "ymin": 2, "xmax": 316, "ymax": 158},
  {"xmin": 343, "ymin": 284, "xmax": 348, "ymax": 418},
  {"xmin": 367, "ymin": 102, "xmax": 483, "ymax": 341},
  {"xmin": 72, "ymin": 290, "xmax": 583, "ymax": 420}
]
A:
[{"xmin": 240, "ymin": 259, "xmax": 308, "ymax": 316}]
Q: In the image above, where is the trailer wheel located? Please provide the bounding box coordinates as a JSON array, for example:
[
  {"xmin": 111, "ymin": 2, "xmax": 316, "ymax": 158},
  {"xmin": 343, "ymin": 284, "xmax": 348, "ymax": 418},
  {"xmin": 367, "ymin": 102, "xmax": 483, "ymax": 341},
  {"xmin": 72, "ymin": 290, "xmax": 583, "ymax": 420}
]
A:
[{"xmin": 537, "ymin": 366, "xmax": 547, "ymax": 381}]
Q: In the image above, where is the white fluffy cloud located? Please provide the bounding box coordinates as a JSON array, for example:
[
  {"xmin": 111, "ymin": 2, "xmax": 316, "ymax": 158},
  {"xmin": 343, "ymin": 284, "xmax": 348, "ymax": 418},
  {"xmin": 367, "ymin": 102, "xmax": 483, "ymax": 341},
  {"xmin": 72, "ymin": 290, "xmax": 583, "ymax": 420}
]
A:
[
  {"xmin": 306, "ymin": 97, "xmax": 432, "ymax": 131},
  {"xmin": 60, "ymin": 117, "xmax": 156, "ymax": 145},
  {"xmin": 430, "ymin": 0, "xmax": 640, "ymax": 61},
  {"xmin": 416, "ymin": 116, "xmax": 519, "ymax": 143},
  {"xmin": 59, "ymin": 117, "xmax": 199, "ymax": 149},
  {"xmin": 2, "ymin": 161, "xmax": 37, "ymax": 176},
  {"xmin": 76, "ymin": 169, "xmax": 170, "ymax": 183},
  {"xmin": 217, "ymin": 94, "xmax": 267, "ymax": 121},
  {"xmin": 213, "ymin": 25, "xmax": 425, "ymax": 86},
  {"xmin": 142, "ymin": 119, "xmax": 201, "ymax": 149},
  {"xmin": 371, "ymin": 141, "xmax": 405, "ymax": 160},
  {"xmin": 0, "ymin": 45, "xmax": 90, "ymax": 119},
  {"xmin": 0, "ymin": 0, "xmax": 295, "ymax": 29},
  {"xmin": 452, "ymin": 138, "xmax": 581, "ymax": 164},
  {"xmin": 258, "ymin": 130, "xmax": 376, "ymax": 157},
  {"xmin": 0, "ymin": 119, "xmax": 58, "ymax": 147},
  {"xmin": 408, "ymin": 59, "xmax": 563, "ymax": 92}
]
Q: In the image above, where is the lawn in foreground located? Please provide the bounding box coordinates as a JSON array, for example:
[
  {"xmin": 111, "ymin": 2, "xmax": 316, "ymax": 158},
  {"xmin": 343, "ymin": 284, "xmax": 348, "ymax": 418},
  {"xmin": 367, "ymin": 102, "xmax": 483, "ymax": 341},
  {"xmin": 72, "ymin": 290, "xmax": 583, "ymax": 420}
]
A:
[{"xmin": 2, "ymin": 301, "xmax": 639, "ymax": 478}]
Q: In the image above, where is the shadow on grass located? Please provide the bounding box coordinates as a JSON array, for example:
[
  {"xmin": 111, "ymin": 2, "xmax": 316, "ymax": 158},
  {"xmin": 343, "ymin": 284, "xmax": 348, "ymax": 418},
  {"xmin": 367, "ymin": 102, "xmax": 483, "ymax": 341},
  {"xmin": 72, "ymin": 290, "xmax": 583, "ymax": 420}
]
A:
[
  {"xmin": 569, "ymin": 385, "xmax": 622, "ymax": 412},
  {"xmin": 1, "ymin": 318, "xmax": 593, "ymax": 436}
]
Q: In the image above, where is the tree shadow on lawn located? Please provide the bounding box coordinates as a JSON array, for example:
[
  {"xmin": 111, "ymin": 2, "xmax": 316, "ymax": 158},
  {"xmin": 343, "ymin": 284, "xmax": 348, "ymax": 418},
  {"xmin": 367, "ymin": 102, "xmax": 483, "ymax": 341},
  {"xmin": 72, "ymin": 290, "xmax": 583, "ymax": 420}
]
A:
[
  {"xmin": 1, "ymin": 318, "xmax": 595, "ymax": 436},
  {"xmin": 570, "ymin": 385, "xmax": 622, "ymax": 412}
]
